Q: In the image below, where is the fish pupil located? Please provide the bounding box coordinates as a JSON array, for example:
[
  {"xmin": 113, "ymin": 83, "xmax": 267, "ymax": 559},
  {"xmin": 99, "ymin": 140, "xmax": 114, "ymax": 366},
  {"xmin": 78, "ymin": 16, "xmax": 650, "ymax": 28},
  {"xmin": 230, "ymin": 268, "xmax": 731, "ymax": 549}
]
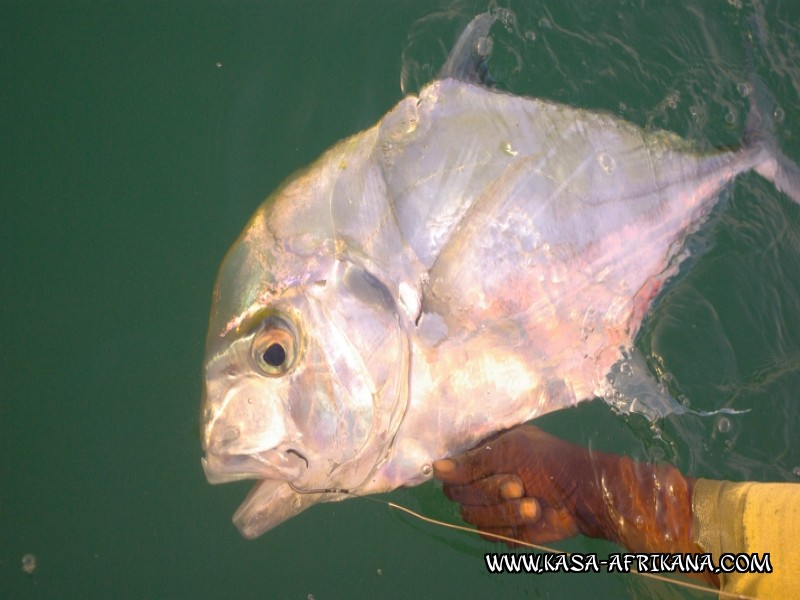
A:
[{"xmin": 263, "ymin": 343, "xmax": 286, "ymax": 367}]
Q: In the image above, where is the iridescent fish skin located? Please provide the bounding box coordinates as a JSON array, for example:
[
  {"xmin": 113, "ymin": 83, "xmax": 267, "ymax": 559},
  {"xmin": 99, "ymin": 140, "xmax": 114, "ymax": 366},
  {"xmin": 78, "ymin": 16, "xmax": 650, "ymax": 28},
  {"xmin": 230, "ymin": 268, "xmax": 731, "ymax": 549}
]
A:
[{"xmin": 200, "ymin": 15, "xmax": 800, "ymax": 538}]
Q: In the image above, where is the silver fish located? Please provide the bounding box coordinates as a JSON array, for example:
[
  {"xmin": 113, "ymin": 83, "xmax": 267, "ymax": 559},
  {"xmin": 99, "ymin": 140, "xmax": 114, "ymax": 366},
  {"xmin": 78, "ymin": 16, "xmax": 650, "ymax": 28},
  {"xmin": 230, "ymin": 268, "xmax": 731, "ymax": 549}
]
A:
[{"xmin": 200, "ymin": 14, "xmax": 800, "ymax": 538}]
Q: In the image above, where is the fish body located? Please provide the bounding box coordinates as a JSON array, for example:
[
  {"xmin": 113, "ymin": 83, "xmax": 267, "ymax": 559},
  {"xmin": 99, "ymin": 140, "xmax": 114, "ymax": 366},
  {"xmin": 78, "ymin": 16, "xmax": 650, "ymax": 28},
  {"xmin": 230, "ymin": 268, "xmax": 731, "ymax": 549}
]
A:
[{"xmin": 201, "ymin": 15, "xmax": 800, "ymax": 538}]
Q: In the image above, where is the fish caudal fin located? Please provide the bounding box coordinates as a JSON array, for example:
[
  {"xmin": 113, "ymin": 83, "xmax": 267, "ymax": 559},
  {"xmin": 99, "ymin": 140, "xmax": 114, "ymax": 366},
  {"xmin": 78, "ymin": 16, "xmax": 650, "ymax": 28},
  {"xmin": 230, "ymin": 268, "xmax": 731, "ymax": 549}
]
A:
[
  {"xmin": 746, "ymin": 86, "xmax": 800, "ymax": 204},
  {"xmin": 743, "ymin": 27, "xmax": 800, "ymax": 205},
  {"xmin": 752, "ymin": 143, "xmax": 800, "ymax": 205}
]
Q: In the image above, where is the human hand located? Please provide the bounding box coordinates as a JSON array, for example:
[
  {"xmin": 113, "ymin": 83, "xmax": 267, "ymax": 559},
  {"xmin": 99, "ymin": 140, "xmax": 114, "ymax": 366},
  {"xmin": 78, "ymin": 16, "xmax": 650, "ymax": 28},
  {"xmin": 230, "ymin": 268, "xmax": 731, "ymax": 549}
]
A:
[
  {"xmin": 433, "ymin": 425, "xmax": 598, "ymax": 545},
  {"xmin": 434, "ymin": 423, "xmax": 704, "ymax": 566}
]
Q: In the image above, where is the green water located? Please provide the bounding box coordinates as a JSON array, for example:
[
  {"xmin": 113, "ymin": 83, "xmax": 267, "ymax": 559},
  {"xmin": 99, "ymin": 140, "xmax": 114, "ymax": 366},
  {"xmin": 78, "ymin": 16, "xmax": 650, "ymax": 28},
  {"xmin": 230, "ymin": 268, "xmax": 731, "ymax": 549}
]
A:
[{"xmin": 3, "ymin": 1, "xmax": 799, "ymax": 598}]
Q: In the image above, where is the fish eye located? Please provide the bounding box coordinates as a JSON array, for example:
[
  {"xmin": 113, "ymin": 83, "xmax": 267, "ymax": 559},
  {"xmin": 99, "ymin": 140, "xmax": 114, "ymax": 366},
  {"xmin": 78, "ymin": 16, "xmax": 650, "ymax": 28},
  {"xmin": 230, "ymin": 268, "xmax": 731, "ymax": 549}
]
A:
[
  {"xmin": 262, "ymin": 343, "xmax": 286, "ymax": 367},
  {"xmin": 253, "ymin": 314, "xmax": 297, "ymax": 376}
]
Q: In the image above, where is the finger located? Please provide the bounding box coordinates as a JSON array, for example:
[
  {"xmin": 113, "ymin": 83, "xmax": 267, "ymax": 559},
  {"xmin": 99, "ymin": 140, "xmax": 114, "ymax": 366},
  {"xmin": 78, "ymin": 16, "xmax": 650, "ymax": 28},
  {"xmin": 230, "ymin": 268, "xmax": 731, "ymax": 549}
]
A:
[
  {"xmin": 442, "ymin": 475, "xmax": 524, "ymax": 505},
  {"xmin": 432, "ymin": 441, "xmax": 508, "ymax": 484},
  {"xmin": 476, "ymin": 512, "xmax": 580, "ymax": 548},
  {"xmin": 459, "ymin": 498, "xmax": 541, "ymax": 527},
  {"xmin": 515, "ymin": 507, "xmax": 582, "ymax": 543},
  {"xmin": 432, "ymin": 458, "xmax": 461, "ymax": 481}
]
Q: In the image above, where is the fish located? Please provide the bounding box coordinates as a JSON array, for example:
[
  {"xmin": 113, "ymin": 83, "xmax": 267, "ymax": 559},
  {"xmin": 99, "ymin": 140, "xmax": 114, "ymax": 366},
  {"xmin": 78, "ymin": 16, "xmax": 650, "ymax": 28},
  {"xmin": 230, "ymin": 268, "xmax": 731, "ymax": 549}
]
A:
[{"xmin": 200, "ymin": 13, "xmax": 800, "ymax": 538}]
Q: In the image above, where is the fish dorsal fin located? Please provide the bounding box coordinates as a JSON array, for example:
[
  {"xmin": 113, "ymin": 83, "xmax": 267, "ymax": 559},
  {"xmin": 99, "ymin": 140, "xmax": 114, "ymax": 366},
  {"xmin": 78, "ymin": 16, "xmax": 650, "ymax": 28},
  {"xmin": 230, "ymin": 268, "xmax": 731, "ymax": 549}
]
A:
[{"xmin": 438, "ymin": 13, "xmax": 496, "ymax": 84}]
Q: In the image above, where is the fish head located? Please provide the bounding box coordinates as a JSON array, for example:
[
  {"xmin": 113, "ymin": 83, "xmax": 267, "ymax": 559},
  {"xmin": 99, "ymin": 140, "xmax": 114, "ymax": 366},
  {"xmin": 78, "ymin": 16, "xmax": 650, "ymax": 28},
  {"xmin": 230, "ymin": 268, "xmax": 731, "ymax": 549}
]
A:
[{"xmin": 201, "ymin": 169, "xmax": 411, "ymax": 538}]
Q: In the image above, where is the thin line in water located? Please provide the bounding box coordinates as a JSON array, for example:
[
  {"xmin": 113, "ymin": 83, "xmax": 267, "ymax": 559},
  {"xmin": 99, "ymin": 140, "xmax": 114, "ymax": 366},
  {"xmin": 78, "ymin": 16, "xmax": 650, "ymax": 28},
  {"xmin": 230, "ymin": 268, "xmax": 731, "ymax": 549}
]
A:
[{"xmin": 287, "ymin": 482, "xmax": 754, "ymax": 599}]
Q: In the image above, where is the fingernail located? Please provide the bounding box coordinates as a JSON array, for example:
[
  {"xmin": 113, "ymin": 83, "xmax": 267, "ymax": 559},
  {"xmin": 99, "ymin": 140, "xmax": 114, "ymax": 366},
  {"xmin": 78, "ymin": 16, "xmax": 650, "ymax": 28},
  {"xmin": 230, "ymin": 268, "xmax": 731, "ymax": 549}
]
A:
[
  {"xmin": 432, "ymin": 458, "xmax": 455, "ymax": 475},
  {"xmin": 519, "ymin": 498, "xmax": 539, "ymax": 521},
  {"xmin": 501, "ymin": 480, "xmax": 524, "ymax": 499}
]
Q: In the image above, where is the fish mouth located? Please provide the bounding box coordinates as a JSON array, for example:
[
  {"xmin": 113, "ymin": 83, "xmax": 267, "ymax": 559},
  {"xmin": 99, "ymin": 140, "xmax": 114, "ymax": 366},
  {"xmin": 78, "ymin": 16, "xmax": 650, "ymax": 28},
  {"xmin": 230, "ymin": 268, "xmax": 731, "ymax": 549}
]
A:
[
  {"xmin": 231, "ymin": 477, "xmax": 346, "ymax": 539},
  {"xmin": 202, "ymin": 446, "xmax": 350, "ymax": 538},
  {"xmin": 202, "ymin": 446, "xmax": 309, "ymax": 485}
]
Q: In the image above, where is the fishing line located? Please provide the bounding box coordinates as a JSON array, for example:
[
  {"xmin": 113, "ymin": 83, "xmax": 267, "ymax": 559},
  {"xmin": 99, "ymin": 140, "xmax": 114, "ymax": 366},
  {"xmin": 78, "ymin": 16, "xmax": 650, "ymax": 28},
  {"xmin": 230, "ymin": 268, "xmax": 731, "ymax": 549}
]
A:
[
  {"xmin": 381, "ymin": 498, "xmax": 753, "ymax": 600},
  {"xmin": 287, "ymin": 482, "xmax": 755, "ymax": 599}
]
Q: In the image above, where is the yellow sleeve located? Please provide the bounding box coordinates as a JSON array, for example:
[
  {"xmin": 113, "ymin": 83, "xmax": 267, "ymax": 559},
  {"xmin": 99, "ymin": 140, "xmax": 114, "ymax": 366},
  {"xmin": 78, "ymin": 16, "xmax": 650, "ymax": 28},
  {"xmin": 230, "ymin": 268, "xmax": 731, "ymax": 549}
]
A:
[{"xmin": 693, "ymin": 478, "xmax": 800, "ymax": 598}]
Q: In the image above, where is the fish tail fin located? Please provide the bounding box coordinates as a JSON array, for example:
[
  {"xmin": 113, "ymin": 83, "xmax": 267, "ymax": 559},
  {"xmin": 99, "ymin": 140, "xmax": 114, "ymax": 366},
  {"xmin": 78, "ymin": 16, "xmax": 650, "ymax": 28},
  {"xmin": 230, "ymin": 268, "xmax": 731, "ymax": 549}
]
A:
[
  {"xmin": 751, "ymin": 140, "xmax": 800, "ymax": 205},
  {"xmin": 742, "ymin": 22, "xmax": 800, "ymax": 204},
  {"xmin": 747, "ymin": 126, "xmax": 800, "ymax": 204},
  {"xmin": 744, "ymin": 86, "xmax": 800, "ymax": 204}
]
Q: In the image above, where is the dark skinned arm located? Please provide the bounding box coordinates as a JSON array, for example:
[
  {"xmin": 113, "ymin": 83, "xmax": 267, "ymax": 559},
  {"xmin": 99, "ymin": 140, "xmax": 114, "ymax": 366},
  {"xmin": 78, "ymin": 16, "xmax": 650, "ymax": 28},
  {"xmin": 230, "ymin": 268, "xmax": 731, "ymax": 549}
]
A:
[{"xmin": 433, "ymin": 424, "xmax": 719, "ymax": 587}]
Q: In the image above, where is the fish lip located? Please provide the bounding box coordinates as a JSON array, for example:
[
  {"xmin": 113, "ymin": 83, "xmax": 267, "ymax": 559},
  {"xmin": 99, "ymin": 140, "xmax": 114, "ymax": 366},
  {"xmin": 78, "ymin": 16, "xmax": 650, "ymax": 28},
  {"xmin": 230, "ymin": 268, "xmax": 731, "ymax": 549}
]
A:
[
  {"xmin": 202, "ymin": 447, "xmax": 308, "ymax": 484},
  {"xmin": 233, "ymin": 477, "xmax": 349, "ymax": 538},
  {"xmin": 232, "ymin": 479, "xmax": 305, "ymax": 538}
]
